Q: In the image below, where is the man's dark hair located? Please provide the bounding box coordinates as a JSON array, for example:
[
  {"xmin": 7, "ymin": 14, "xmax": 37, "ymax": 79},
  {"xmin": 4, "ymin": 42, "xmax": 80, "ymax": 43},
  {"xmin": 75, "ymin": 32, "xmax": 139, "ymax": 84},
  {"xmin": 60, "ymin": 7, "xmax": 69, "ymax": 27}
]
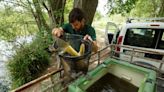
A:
[{"xmin": 69, "ymin": 8, "xmax": 85, "ymax": 23}]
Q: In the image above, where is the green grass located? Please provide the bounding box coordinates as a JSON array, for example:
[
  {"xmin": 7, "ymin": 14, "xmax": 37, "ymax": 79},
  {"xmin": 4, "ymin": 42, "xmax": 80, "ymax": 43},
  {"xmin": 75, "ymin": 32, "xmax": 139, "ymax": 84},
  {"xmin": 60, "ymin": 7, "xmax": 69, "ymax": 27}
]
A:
[{"xmin": 7, "ymin": 32, "xmax": 52, "ymax": 89}]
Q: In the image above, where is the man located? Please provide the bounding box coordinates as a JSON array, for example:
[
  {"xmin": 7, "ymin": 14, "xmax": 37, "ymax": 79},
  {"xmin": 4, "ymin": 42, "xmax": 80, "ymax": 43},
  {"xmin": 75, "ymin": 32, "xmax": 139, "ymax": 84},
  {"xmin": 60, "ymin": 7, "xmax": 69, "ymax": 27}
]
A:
[
  {"xmin": 52, "ymin": 8, "xmax": 98, "ymax": 52},
  {"xmin": 52, "ymin": 8, "xmax": 98, "ymax": 82}
]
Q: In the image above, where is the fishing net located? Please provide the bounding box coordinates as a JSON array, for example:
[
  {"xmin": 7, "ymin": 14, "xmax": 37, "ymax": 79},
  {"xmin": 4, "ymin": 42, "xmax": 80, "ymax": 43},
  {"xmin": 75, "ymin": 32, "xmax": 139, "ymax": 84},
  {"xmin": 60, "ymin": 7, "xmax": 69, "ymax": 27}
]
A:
[{"xmin": 54, "ymin": 33, "xmax": 92, "ymax": 74}]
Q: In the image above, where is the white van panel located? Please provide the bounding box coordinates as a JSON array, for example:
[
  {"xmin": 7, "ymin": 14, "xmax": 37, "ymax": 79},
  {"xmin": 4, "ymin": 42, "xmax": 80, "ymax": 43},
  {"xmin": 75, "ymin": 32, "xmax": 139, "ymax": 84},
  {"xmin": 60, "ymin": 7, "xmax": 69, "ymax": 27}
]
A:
[{"xmin": 118, "ymin": 22, "xmax": 164, "ymax": 72}]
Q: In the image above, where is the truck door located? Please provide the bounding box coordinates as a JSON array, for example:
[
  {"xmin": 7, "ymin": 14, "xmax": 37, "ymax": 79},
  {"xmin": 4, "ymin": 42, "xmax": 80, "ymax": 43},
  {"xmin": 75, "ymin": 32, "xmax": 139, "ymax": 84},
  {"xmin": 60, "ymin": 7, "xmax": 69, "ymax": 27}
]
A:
[{"xmin": 105, "ymin": 22, "xmax": 119, "ymax": 45}]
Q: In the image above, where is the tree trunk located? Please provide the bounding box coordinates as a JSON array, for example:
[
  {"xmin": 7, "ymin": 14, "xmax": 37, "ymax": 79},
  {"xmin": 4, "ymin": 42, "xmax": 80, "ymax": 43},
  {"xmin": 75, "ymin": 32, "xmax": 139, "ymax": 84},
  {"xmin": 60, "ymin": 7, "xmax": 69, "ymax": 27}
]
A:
[
  {"xmin": 73, "ymin": 0, "xmax": 98, "ymax": 25},
  {"xmin": 48, "ymin": 0, "xmax": 66, "ymax": 28},
  {"xmin": 27, "ymin": 0, "xmax": 66, "ymax": 32},
  {"xmin": 27, "ymin": 0, "xmax": 50, "ymax": 32},
  {"xmin": 158, "ymin": 0, "xmax": 164, "ymax": 17}
]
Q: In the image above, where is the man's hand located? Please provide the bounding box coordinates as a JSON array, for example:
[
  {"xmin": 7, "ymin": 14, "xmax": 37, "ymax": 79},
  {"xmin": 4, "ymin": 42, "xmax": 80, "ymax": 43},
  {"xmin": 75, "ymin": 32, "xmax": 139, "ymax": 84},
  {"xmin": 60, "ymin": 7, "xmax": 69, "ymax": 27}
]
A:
[
  {"xmin": 52, "ymin": 27, "xmax": 64, "ymax": 37},
  {"xmin": 83, "ymin": 34, "xmax": 98, "ymax": 53},
  {"xmin": 83, "ymin": 34, "xmax": 93, "ymax": 41}
]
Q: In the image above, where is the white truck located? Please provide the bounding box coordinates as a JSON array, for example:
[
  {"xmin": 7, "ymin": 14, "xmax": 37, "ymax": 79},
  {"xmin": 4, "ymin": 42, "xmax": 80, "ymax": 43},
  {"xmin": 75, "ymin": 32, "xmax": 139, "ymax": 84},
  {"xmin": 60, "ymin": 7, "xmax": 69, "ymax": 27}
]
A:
[{"xmin": 105, "ymin": 18, "xmax": 164, "ymax": 75}]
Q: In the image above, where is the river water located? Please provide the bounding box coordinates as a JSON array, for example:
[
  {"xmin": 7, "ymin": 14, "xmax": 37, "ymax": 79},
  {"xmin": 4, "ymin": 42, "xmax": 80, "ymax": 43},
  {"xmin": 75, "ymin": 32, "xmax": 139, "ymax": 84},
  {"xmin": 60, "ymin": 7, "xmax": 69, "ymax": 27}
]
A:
[
  {"xmin": 0, "ymin": 40, "xmax": 13, "ymax": 91},
  {"xmin": 0, "ymin": 36, "xmax": 33, "ymax": 91}
]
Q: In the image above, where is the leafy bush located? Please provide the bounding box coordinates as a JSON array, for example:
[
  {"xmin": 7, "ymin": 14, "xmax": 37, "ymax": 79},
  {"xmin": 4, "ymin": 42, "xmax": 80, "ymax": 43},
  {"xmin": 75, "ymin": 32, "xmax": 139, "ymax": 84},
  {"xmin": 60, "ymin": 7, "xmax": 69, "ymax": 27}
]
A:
[{"xmin": 7, "ymin": 33, "xmax": 52, "ymax": 89}]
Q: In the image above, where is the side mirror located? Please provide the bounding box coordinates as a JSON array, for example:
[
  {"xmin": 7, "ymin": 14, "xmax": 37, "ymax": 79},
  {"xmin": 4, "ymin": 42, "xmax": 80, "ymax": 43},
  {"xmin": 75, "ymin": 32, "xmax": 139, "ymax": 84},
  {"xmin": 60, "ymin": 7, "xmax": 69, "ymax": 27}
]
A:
[{"xmin": 108, "ymin": 33, "xmax": 114, "ymax": 44}]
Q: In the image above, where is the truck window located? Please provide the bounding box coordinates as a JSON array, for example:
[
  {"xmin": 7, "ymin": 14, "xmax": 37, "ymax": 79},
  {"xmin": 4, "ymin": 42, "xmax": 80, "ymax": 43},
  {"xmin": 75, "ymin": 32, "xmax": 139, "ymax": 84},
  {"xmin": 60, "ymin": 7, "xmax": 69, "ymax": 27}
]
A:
[
  {"xmin": 124, "ymin": 28, "xmax": 159, "ymax": 49},
  {"xmin": 157, "ymin": 30, "xmax": 164, "ymax": 49}
]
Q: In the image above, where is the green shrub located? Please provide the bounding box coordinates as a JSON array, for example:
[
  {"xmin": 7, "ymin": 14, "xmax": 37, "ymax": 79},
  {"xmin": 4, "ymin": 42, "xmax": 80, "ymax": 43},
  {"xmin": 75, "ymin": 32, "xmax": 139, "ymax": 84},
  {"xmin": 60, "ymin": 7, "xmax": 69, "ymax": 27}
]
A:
[{"xmin": 7, "ymin": 33, "xmax": 52, "ymax": 89}]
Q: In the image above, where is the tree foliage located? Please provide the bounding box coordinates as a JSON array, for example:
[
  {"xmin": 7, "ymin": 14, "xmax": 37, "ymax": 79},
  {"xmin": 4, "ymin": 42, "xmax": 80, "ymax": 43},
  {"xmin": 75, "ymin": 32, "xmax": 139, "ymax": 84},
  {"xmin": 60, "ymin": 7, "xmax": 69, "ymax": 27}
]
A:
[
  {"xmin": 107, "ymin": 0, "xmax": 164, "ymax": 17},
  {"xmin": 130, "ymin": 0, "xmax": 161, "ymax": 17},
  {"xmin": 107, "ymin": 0, "xmax": 138, "ymax": 16},
  {"xmin": 0, "ymin": 2, "xmax": 37, "ymax": 41},
  {"xmin": 64, "ymin": 0, "xmax": 73, "ymax": 22}
]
